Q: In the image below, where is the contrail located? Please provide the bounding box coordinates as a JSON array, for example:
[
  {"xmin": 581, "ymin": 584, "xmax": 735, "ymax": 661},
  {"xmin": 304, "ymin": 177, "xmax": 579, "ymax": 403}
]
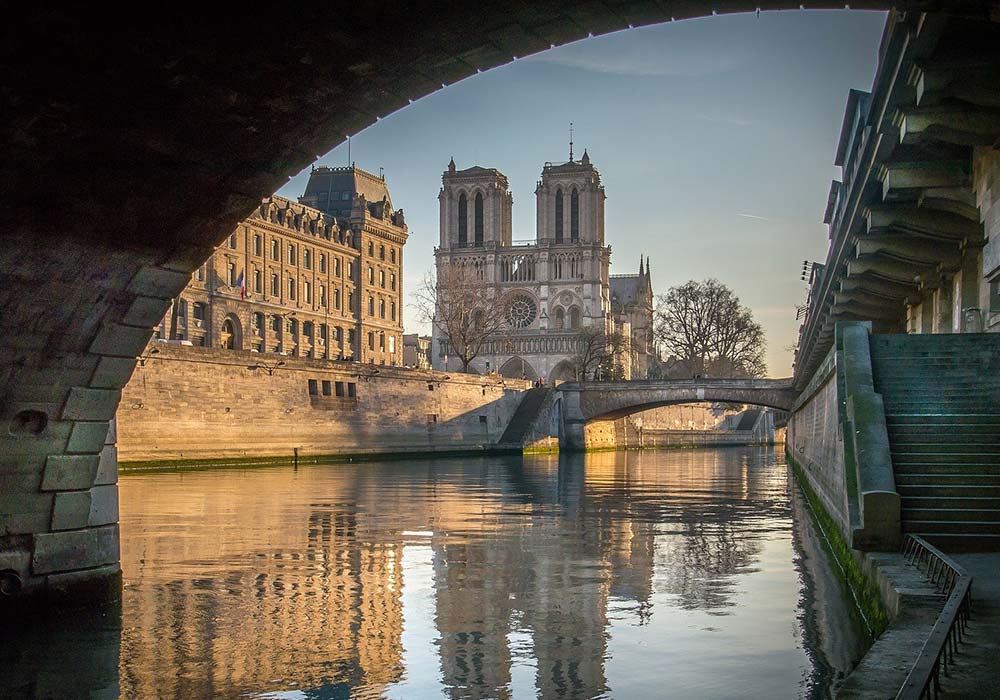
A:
[{"xmin": 737, "ymin": 213, "xmax": 769, "ymax": 221}]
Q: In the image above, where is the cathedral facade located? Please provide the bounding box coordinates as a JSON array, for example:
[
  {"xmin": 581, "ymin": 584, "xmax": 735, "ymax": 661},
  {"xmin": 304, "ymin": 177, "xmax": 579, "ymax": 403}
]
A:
[{"xmin": 432, "ymin": 152, "xmax": 654, "ymax": 381}]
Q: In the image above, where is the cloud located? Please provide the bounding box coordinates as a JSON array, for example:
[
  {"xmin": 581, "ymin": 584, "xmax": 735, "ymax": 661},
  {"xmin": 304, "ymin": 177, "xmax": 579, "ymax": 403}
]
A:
[
  {"xmin": 529, "ymin": 34, "xmax": 751, "ymax": 78},
  {"xmin": 737, "ymin": 213, "xmax": 770, "ymax": 221}
]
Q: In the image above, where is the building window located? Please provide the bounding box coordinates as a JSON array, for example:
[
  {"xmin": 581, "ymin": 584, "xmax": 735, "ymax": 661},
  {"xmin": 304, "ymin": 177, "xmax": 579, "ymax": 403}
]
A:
[
  {"xmin": 458, "ymin": 193, "xmax": 468, "ymax": 245},
  {"xmin": 253, "ymin": 234, "xmax": 262, "ymax": 256},
  {"xmin": 569, "ymin": 306, "xmax": 580, "ymax": 329},
  {"xmin": 390, "ymin": 249, "xmax": 396, "ymax": 264},
  {"xmin": 555, "ymin": 307, "xmax": 565, "ymax": 330},
  {"xmin": 555, "ymin": 189, "xmax": 564, "ymax": 242},
  {"xmin": 334, "ymin": 288, "xmax": 341, "ymax": 309},
  {"xmin": 334, "ymin": 257, "xmax": 341, "ymax": 276},
  {"xmin": 474, "ymin": 192, "xmax": 484, "ymax": 244},
  {"xmin": 192, "ymin": 302, "xmax": 206, "ymax": 326},
  {"xmin": 347, "ymin": 382, "xmax": 356, "ymax": 398},
  {"xmin": 390, "ymin": 300, "xmax": 396, "ymax": 321},
  {"xmin": 253, "ymin": 269, "xmax": 262, "ymax": 293},
  {"xmin": 379, "ymin": 333, "xmax": 385, "ymax": 351},
  {"xmin": 303, "ymin": 321, "xmax": 313, "ymax": 340},
  {"xmin": 347, "ymin": 261, "xmax": 353, "ymax": 278},
  {"xmin": 271, "ymin": 239, "xmax": 279, "ymax": 261},
  {"xmin": 319, "ymin": 254, "xmax": 326, "ymax": 273},
  {"xmin": 379, "ymin": 298, "xmax": 386, "ymax": 318},
  {"xmin": 287, "ymin": 244, "xmax": 296, "ymax": 265},
  {"xmin": 571, "ymin": 188, "xmax": 580, "ymax": 241},
  {"xmin": 308, "ymin": 379, "xmax": 318, "ymax": 396},
  {"xmin": 427, "ymin": 414, "xmax": 438, "ymax": 424},
  {"xmin": 390, "ymin": 273, "xmax": 396, "ymax": 291},
  {"xmin": 388, "ymin": 335, "xmax": 395, "ymax": 354},
  {"xmin": 226, "ymin": 262, "xmax": 236, "ymax": 286},
  {"xmin": 252, "ymin": 312, "xmax": 264, "ymax": 333},
  {"xmin": 288, "ymin": 277, "xmax": 296, "ymax": 300},
  {"xmin": 194, "ymin": 265, "xmax": 205, "ymax": 282},
  {"xmin": 348, "ymin": 291, "xmax": 354, "ymax": 312},
  {"xmin": 368, "ymin": 331, "xmax": 374, "ymax": 350},
  {"xmin": 379, "ymin": 269, "xmax": 385, "ymax": 288},
  {"xmin": 319, "ymin": 285, "xmax": 326, "ymax": 308},
  {"xmin": 368, "ymin": 266, "xmax": 374, "ymax": 284},
  {"xmin": 303, "ymin": 249, "xmax": 311, "ymax": 269},
  {"xmin": 379, "ymin": 245, "xmax": 385, "ymax": 260},
  {"xmin": 270, "ymin": 315, "xmax": 281, "ymax": 333},
  {"xmin": 342, "ymin": 191, "xmax": 351, "ymax": 201},
  {"xmin": 271, "ymin": 273, "xmax": 279, "ymax": 296},
  {"xmin": 348, "ymin": 328, "xmax": 355, "ymax": 348},
  {"xmin": 303, "ymin": 280, "xmax": 311, "ymax": 304},
  {"xmin": 228, "ymin": 233, "xmax": 237, "ymax": 249},
  {"xmin": 368, "ymin": 296, "xmax": 375, "ymax": 316},
  {"xmin": 368, "ymin": 241, "xmax": 374, "ymax": 257},
  {"xmin": 322, "ymin": 380, "xmax": 332, "ymax": 396},
  {"xmin": 335, "ymin": 381, "xmax": 345, "ymax": 397}
]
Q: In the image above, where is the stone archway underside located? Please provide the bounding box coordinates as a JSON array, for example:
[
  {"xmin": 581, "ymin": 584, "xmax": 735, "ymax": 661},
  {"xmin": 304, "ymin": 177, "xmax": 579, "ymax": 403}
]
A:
[{"xmin": 6, "ymin": 2, "xmax": 988, "ymax": 607}]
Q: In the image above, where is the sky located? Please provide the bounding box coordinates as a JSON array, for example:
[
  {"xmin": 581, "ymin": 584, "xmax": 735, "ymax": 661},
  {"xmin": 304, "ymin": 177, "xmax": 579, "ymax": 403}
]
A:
[{"xmin": 278, "ymin": 9, "xmax": 888, "ymax": 377}]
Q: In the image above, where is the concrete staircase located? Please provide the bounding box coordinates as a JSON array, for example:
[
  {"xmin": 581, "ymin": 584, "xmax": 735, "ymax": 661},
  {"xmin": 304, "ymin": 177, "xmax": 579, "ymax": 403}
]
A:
[
  {"xmin": 869, "ymin": 333, "xmax": 1000, "ymax": 550},
  {"xmin": 497, "ymin": 387, "xmax": 551, "ymax": 447}
]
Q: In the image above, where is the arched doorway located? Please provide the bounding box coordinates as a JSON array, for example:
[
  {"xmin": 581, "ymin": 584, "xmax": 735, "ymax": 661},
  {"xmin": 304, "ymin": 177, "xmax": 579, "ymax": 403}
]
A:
[
  {"xmin": 549, "ymin": 360, "xmax": 577, "ymax": 384},
  {"xmin": 499, "ymin": 356, "xmax": 538, "ymax": 381},
  {"xmin": 220, "ymin": 315, "xmax": 241, "ymax": 350}
]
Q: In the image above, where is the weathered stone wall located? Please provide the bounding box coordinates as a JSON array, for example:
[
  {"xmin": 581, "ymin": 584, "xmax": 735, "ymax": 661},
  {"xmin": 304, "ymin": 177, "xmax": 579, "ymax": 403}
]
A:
[
  {"xmin": 974, "ymin": 146, "xmax": 1000, "ymax": 331},
  {"xmin": 117, "ymin": 344, "xmax": 530, "ymax": 463},
  {"xmin": 630, "ymin": 403, "xmax": 734, "ymax": 430}
]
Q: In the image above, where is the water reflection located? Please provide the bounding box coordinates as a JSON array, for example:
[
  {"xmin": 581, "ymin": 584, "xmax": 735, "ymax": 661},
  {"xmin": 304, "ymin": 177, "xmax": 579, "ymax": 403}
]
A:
[{"xmin": 3, "ymin": 447, "xmax": 867, "ymax": 699}]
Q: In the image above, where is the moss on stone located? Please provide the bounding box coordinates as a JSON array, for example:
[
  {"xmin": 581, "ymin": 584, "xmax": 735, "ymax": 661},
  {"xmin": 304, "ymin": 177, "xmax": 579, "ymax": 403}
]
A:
[{"xmin": 787, "ymin": 449, "xmax": 889, "ymax": 640}]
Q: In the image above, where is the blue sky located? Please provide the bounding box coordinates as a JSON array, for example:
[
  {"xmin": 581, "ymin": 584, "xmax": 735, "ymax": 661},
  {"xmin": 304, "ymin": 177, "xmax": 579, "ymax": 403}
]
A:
[{"xmin": 278, "ymin": 9, "xmax": 888, "ymax": 376}]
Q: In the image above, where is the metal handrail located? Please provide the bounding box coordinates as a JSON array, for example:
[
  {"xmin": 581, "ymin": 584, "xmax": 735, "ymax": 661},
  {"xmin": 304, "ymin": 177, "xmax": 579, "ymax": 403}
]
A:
[{"xmin": 896, "ymin": 535, "xmax": 973, "ymax": 700}]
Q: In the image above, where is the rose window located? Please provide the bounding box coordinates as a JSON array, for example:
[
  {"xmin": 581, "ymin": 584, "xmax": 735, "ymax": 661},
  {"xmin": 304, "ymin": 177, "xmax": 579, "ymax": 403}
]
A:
[{"xmin": 506, "ymin": 295, "xmax": 537, "ymax": 328}]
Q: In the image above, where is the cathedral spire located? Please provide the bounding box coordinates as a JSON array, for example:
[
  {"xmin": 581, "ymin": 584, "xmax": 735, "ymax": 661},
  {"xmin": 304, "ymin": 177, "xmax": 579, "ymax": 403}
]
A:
[
  {"xmin": 569, "ymin": 122, "xmax": 574, "ymax": 162},
  {"xmin": 448, "ymin": 156, "xmax": 456, "ymax": 173}
]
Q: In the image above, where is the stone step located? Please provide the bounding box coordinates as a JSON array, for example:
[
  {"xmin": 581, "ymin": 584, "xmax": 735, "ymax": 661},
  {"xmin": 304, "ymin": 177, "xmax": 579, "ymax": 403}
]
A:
[
  {"xmin": 889, "ymin": 429, "xmax": 1000, "ymax": 443},
  {"xmin": 897, "ymin": 483, "xmax": 1000, "ymax": 497},
  {"xmin": 910, "ymin": 533, "xmax": 1000, "ymax": 552},
  {"xmin": 885, "ymin": 414, "xmax": 1000, "ymax": 426},
  {"xmin": 896, "ymin": 473, "xmax": 1000, "ymax": 486},
  {"xmin": 902, "ymin": 504, "xmax": 1000, "ymax": 520},
  {"xmin": 893, "ymin": 452, "xmax": 1000, "ymax": 465},
  {"xmin": 902, "ymin": 520, "xmax": 1000, "ymax": 534},
  {"xmin": 894, "ymin": 463, "xmax": 1000, "ymax": 476},
  {"xmin": 887, "ymin": 442, "xmax": 1000, "ymax": 454}
]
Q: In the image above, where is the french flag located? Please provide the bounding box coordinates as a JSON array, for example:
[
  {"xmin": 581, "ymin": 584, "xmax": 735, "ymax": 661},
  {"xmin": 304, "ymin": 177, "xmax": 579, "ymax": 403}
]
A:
[{"xmin": 235, "ymin": 270, "xmax": 246, "ymax": 299}]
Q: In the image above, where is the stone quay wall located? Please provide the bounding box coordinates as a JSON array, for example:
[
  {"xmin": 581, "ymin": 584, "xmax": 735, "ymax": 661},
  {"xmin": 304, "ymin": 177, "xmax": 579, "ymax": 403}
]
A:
[{"xmin": 117, "ymin": 344, "xmax": 531, "ymax": 465}]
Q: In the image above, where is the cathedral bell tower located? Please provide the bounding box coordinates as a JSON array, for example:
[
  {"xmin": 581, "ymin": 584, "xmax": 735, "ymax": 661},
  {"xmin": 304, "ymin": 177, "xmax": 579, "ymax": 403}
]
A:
[
  {"xmin": 438, "ymin": 159, "xmax": 513, "ymax": 250},
  {"xmin": 535, "ymin": 148, "xmax": 605, "ymax": 245}
]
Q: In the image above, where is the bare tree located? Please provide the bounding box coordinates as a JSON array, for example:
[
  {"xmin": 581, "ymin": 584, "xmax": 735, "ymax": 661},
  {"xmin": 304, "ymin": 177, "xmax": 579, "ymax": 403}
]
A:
[
  {"xmin": 569, "ymin": 327, "xmax": 627, "ymax": 381},
  {"xmin": 413, "ymin": 264, "xmax": 511, "ymax": 373},
  {"xmin": 654, "ymin": 279, "xmax": 766, "ymax": 378}
]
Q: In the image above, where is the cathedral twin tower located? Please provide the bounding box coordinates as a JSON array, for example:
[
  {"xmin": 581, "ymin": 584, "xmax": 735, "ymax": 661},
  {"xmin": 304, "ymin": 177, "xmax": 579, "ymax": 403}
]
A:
[{"xmin": 433, "ymin": 151, "xmax": 654, "ymax": 382}]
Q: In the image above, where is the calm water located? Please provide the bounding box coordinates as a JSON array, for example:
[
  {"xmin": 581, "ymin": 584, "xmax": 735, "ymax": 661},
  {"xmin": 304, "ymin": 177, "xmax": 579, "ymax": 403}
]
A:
[{"xmin": 4, "ymin": 447, "xmax": 868, "ymax": 699}]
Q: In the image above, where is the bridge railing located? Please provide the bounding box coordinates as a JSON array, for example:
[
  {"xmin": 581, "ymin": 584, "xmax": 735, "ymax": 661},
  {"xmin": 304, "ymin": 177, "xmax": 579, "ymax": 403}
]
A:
[
  {"xmin": 896, "ymin": 535, "xmax": 973, "ymax": 700},
  {"xmin": 562, "ymin": 377, "xmax": 794, "ymax": 390}
]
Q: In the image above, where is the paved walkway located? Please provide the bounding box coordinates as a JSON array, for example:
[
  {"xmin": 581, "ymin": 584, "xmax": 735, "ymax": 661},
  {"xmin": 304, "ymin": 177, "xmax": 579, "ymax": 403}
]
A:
[{"xmin": 937, "ymin": 553, "xmax": 1000, "ymax": 697}]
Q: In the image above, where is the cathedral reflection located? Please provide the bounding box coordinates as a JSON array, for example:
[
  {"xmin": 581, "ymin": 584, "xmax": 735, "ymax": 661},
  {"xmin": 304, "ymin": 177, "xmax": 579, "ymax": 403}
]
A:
[{"xmin": 109, "ymin": 447, "xmax": 794, "ymax": 698}]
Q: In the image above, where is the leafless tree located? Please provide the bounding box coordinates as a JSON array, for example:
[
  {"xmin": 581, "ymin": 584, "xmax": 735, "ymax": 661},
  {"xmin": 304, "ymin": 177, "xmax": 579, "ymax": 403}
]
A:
[
  {"xmin": 413, "ymin": 264, "xmax": 511, "ymax": 373},
  {"xmin": 654, "ymin": 279, "xmax": 767, "ymax": 378},
  {"xmin": 569, "ymin": 327, "xmax": 627, "ymax": 381}
]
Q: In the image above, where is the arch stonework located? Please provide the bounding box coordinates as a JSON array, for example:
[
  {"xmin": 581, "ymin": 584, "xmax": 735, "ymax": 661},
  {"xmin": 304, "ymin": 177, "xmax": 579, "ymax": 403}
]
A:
[
  {"xmin": 557, "ymin": 379, "xmax": 797, "ymax": 449},
  {"xmin": 4, "ymin": 2, "xmax": 979, "ymax": 610}
]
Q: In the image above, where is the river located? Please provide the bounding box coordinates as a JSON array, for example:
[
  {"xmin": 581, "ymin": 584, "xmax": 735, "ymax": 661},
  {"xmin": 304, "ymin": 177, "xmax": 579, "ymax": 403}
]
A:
[{"xmin": 3, "ymin": 446, "xmax": 869, "ymax": 699}]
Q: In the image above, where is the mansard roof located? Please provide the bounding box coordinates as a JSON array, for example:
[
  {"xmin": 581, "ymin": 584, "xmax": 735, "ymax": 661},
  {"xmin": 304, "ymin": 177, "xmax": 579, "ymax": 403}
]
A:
[{"xmin": 301, "ymin": 164, "xmax": 393, "ymax": 212}]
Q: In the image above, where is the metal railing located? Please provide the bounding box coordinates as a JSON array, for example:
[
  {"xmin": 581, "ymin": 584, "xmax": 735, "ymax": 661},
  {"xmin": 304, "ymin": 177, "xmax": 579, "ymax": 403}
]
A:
[{"xmin": 896, "ymin": 535, "xmax": 973, "ymax": 700}]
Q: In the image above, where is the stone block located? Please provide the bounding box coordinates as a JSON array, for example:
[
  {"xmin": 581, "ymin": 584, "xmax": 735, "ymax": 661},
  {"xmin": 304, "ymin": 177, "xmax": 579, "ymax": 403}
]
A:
[
  {"xmin": 41, "ymin": 455, "xmax": 100, "ymax": 491},
  {"xmin": 0, "ymin": 492, "xmax": 54, "ymax": 534},
  {"xmin": 88, "ymin": 485, "xmax": 118, "ymax": 527},
  {"xmin": 32, "ymin": 525, "xmax": 119, "ymax": 575},
  {"xmin": 91, "ymin": 356, "xmax": 139, "ymax": 389},
  {"xmin": 123, "ymin": 295, "xmax": 172, "ymax": 328},
  {"xmin": 94, "ymin": 445, "xmax": 118, "ymax": 486},
  {"xmin": 51, "ymin": 490, "xmax": 93, "ymax": 531},
  {"xmin": 45, "ymin": 563, "xmax": 121, "ymax": 601},
  {"xmin": 61, "ymin": 388, "xmax": 121, "ymax": 421},
  {"xmin": 66, "ymin": 421, "xmax": 110, "ymax": 454},
  {"xmin": 88, "ymin": 323, "xmax": 154, "ymax": 358},
  {"xmin": 126, "ymin": 265, "xmax": 191, "ymax": 300}
]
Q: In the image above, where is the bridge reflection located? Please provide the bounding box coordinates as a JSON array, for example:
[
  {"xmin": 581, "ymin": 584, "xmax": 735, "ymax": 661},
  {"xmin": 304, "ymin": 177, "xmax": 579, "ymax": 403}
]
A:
[{"xmin": 2, "ymin": 448, "xmax": 865, "ymax": 699}]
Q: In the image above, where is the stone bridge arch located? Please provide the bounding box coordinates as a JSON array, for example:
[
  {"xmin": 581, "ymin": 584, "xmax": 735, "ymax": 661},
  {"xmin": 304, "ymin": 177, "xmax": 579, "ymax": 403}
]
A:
[{"xmin": 556, "ymin": 379, "xmax": 797, "ymax": 449}]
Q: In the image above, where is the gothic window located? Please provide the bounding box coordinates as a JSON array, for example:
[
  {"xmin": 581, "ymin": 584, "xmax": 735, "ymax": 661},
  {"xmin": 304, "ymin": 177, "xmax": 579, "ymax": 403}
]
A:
[
  {"xmin": 506, "ymin": 294, "xmax": 537, "ymax": 328},
  {"xmin": 458, "ymin": 193, "xmax": 468, "ymax": 245},
  {"xmin": 555, "ymin": 189, "xmax": 564, "ymax": 242},
  {"xmin": 571, "ymin": 188, "xmax": 580, "ymax": 241},
  {"xmin": 569, "ymin": 306, "xmax": 581, "ymax": 329},
  {"xmin": 474, "ymin": 192, "xmax": 484, "ymax": 244},
  {"xmin": 553, "ymin": 258, "xmax": 563, "ymax": 280},
  {"xmin": 554, "ymin": 307, "xmax": 565, "ymax": 330}
]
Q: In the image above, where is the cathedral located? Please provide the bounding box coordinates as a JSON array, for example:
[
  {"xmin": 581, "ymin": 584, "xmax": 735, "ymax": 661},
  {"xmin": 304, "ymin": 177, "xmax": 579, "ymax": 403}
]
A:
[{"xmin": 432, "ymin": 149, "xmax": 655, "ymax": 381}]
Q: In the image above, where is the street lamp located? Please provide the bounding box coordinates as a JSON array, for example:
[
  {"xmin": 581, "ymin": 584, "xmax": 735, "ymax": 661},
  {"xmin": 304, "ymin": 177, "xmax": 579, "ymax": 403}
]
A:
[{"xmin": 247, "ymin": 360, "xmax": 285, "ymax": 376}]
